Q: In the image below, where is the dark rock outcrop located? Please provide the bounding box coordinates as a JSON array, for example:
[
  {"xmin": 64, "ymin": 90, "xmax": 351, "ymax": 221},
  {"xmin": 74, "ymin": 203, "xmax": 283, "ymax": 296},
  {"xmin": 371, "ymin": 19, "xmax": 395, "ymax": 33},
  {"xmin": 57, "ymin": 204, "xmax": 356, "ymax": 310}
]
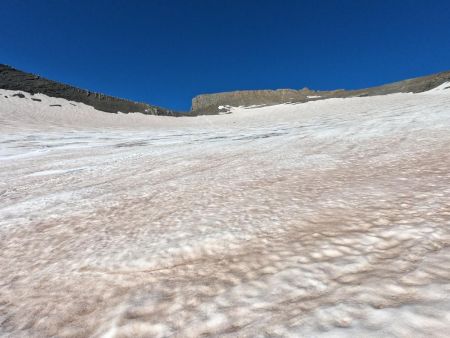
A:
[
  {"xmin": 0, "ymin": 64, "xmax": 180, "ymax": 116},
  {"xmin": 190, "ymin": 70, "xmax": 450, "ymax": 114},
  {"xmin": 2, "ymin": 64, "xmax": 450, "ymax": 117}
]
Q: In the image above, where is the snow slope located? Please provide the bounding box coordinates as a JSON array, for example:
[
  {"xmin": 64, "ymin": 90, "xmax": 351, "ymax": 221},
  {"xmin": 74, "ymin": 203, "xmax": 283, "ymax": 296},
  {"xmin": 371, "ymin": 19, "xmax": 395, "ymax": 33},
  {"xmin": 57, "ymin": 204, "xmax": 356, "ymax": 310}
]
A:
[{"xmin": 1, "ymin": 85, "xmax": 450, "ymax": 337}]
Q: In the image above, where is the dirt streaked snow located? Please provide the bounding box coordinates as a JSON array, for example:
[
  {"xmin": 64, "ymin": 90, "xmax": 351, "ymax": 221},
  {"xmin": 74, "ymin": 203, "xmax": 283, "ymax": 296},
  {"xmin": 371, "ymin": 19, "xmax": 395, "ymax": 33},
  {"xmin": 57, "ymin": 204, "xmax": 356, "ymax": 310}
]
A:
[{"xmin": 1, "ymin": 87, "xmax": 450, "ymax": 337}]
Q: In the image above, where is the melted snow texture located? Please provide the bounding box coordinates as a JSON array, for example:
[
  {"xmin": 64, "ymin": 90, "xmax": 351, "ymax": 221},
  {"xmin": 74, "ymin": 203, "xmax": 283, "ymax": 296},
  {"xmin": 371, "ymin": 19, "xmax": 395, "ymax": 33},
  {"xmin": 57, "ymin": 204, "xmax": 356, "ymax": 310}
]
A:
[{"xmin": 1, "ymin": 86, "xmax": 450, "ymax": 337}]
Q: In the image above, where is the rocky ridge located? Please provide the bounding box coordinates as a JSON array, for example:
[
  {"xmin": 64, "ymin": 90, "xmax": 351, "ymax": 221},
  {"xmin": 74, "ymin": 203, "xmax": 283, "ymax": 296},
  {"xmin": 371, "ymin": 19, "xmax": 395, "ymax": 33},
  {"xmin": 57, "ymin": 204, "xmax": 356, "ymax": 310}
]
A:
[
  {"xmin": 0, "ymin": 64, "xmax": 179, "ymax": 116},
  {"xmin": 1, "ymin": 64, "xmax": 450, "ymax": 116},
  {"xmin": 191, "ymin": 70, "xmax": 450, "ymax": 114}
]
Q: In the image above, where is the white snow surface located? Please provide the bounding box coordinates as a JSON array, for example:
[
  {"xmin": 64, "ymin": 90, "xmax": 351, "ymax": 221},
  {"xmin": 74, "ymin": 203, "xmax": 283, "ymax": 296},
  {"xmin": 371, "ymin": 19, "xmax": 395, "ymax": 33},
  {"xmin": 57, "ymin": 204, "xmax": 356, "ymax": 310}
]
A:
[{"xmin": 1, "ymin": 86, "xmax": 450, "ymax": 337}]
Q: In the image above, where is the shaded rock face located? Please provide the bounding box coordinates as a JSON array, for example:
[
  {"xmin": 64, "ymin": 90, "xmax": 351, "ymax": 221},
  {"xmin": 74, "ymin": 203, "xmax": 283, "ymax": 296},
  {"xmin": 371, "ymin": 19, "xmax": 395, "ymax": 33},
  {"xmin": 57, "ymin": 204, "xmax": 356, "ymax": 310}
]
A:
[
  {"xmin": 0, "ymin": 64, "xmax": 179, "ymax": 116},
  {"xmin": 191, "ymin": 71, "xmax": 450, "ymax": 114}
]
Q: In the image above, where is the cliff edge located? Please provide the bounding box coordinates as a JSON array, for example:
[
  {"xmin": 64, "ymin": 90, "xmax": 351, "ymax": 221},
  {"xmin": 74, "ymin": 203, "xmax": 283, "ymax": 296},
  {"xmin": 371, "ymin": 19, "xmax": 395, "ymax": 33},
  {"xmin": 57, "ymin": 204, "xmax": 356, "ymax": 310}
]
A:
[{"xmin": 190, "ymin": 70, "xmax": 450, "ymax": 114}]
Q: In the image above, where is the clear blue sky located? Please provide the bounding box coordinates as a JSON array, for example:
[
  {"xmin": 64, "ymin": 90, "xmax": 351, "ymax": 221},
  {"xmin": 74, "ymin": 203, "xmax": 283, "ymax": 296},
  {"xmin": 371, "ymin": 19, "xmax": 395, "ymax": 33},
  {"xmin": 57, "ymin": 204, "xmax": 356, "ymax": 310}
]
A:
[{"xmin": 1, "ymin": 0, "xmax": 450, "ymax": 111}]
